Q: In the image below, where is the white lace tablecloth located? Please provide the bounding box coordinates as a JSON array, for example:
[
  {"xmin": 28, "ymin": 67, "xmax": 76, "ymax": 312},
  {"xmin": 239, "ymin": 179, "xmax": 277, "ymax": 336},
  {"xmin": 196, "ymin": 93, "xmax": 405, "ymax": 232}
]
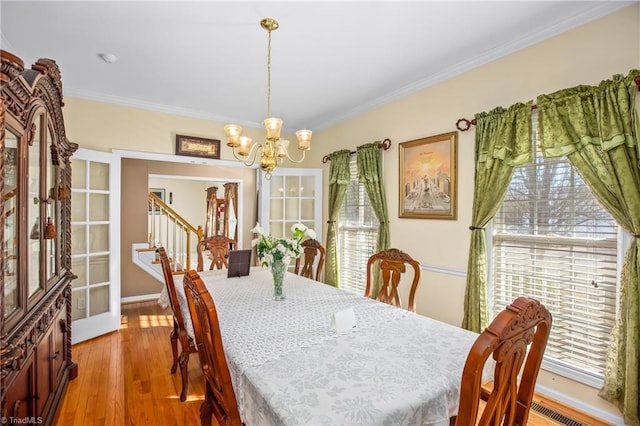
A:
[
  {"xmin": 199, "ymin": 268, "xmax": 410, "ymax": 369},
  {"xmin": 198, "ymin": 268, "xmax": 490, "ymax": 426}
]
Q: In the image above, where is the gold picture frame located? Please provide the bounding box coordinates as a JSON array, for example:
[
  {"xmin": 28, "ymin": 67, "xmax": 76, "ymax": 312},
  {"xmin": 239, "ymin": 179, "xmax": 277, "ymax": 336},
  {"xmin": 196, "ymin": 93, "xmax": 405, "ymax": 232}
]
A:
[{"xmin": 399, "ymin": 131, "xmax": 458, "ymax": 220}]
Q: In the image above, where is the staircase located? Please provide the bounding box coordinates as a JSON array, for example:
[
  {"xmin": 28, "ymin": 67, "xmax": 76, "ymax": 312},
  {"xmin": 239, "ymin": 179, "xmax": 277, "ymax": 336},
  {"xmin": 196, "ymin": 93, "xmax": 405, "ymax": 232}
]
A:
[
  {"xmin": 132, "ymin": 192, "xmax": 204, "ymax": 289},
  {"xmin": 132, "ymin": 243, "xmax": 166, "ymax": 282}
]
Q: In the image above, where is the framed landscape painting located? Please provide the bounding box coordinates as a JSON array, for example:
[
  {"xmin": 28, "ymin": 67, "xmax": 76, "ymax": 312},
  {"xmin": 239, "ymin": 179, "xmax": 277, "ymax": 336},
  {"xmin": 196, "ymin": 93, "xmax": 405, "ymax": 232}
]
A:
[{"xmin": 398, "ymin": 131, "xmax": 458, "ymax": 220}]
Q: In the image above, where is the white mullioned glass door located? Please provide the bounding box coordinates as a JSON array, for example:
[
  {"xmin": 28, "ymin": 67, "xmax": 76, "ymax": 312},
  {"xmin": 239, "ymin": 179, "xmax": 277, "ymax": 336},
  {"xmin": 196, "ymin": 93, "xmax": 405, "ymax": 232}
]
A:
[
  {"xmin": 258, "ymin": 168, "xmax": 323, "ymax": 268},
  {"xmin": 70, "ymin": 148, "xmax": 121, "ymax": 343}
]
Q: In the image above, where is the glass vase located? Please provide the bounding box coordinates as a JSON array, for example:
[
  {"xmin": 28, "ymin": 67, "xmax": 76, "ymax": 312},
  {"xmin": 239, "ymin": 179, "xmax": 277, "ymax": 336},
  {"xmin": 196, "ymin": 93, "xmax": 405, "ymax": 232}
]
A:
[{"xmin": 271, "ymin": 258, "xmax": 287, "ymax": 301}]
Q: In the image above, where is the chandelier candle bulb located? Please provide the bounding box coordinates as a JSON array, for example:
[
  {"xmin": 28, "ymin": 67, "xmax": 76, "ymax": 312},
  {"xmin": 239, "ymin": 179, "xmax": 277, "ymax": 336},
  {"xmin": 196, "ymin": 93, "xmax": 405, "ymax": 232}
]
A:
[
  {"xmin": 238, "ymin": 136, "xmax": 252, "ymax": 156},
  {"xmin": 276, "ymin": 140, "xmax": 289, "ymax": 157},
  {"xmin": 296, "ymin": 129, "xmax": 312, "ymax": 150},
  {"xmin": 264, "ymin": 117, "xmax": 283, "ymax": 140},
  {"xmin": 224, "ymin": 124, "xmax": 242, "ymax": 147}
]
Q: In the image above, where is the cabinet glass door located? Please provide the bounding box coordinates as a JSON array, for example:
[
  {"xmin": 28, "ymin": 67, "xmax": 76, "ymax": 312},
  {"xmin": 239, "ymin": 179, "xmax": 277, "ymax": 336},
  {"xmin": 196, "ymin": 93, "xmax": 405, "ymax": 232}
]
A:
[
  {"xmin": 3, "ymin": 130, "xmax": 19, "ymax": 318},
  {"xmin": 46, "ymin": 126, "xmax": 59, "ymax": 280},
  {"xmin": 28, "ymin": 114, "xmax": 43, "ymax": 297}
]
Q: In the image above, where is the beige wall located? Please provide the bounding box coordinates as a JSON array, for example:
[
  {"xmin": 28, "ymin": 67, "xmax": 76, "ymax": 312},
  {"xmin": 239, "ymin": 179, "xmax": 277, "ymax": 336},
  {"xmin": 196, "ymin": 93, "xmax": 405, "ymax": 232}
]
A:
[
  {"xmin": 306, "ymin": 5, "xmax": 639, "ymax": 420},
  {"xmin": 118, "ymin": 158, "xmax": 257, "ymax": 298},
  {"xmin": 146, "ymin": 160, "xmax": 257, "ymax": 250},
  {"xmin": 310, "ymin": 3, "xmax": 640, "ymax": 323},
  {"xmin": 120, "ymin": 158, "xmax": 154, "ymax": 297},
  {"xmin": 63, "ymin": 101, "xmax": 260, "ymax": 298},
  {"xmin": 148, "ymin": 178, "xmax": 239, "ymax": 232},
  {"xmin": 61, "ymin": 4, "xmax": 638, "ymax": 420},
  {"xmin": 148, "ymin": 177, "xmax": 216, "ymax": 230}
]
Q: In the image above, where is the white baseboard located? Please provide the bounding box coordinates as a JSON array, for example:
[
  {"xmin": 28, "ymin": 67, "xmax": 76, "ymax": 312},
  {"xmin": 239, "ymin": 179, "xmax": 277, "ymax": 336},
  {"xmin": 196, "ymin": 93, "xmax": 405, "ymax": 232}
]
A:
[
  {"xmin": 535, "ymin": 383, "xmax": 624, "ymax": 425},
  {"xmin": 121, "ymin": 293, "xmax": 161, "ymax": 304}
]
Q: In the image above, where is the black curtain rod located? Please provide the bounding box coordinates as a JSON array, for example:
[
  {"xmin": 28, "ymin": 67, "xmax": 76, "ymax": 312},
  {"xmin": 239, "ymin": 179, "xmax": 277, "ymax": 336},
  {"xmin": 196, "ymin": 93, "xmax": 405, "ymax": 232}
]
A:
[{"xmin": 322, "ymin": 138, "xmax": 392, "ymax": 163}]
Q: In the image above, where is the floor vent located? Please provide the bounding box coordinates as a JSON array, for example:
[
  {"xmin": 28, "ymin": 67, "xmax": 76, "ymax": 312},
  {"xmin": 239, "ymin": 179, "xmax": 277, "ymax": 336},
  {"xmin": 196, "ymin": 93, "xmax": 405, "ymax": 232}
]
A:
[{"xmin": 530, "ymin": 401, "xmax": 587, "ymax": 426}]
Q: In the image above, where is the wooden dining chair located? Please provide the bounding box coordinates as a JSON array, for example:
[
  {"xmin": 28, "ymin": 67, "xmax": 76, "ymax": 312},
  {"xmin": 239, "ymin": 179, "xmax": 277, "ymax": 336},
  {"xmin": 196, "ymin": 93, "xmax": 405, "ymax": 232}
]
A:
[
  {"xmin": 157, "ymin": 247, "xmax": 198, "ymax": 402},
  {"xmin": 364, "ymin": 248, "xmax": 421, "ymax": 312},
  {"xmin": 197, "ymin": 235, "xmax": 236, "ymax": 271},
  {"xmin": 454, "ymin": 297, "xmax": 552, "ymax": 426},
  {"xmin": 294, "ymin": 238, "xmax": 326, "ymax": 281},
  {"xmin": 183, "ymin": 270, "xmax": 242, "ymax": 426}
]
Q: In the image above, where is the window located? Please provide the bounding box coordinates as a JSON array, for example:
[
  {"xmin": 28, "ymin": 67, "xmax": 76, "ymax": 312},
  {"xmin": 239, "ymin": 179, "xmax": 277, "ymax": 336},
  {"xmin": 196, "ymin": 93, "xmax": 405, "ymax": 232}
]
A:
[
  {"xmin": 492, "ymin": 126, "xmax": 619, "ymax": 386},
  {"xmin": 337, "ymin": 157, "xmax": 378, "ymax": 294}
]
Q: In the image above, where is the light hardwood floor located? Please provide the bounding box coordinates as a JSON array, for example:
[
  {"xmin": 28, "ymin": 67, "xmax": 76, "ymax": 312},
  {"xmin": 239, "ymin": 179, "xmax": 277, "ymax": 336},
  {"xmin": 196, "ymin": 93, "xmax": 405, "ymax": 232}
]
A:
[
  {"xmin": 54, "ymin": 301, "xmax": 608, "ymax": 425},
  {"xmin": 55, "ymin": 301, "xmax": 204, "ymax": 425}
]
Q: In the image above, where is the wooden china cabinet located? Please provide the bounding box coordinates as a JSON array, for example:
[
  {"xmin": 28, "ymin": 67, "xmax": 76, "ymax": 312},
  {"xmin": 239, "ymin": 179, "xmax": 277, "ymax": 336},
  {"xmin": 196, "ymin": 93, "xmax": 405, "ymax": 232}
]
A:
[{"xmin": 1, "ymin": 51, "xmax": 78, "ymax": 424}]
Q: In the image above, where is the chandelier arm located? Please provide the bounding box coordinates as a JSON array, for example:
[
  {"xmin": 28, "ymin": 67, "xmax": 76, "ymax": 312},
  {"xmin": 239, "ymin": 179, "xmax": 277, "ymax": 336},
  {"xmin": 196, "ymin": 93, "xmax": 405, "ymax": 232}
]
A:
[
  {"xmin": 281, "ymin": 147, "xmax": 307, "ymax": 164},
  {"xmin": 232, "ymin": 143, "xmax": 263, "ymax": 167}
]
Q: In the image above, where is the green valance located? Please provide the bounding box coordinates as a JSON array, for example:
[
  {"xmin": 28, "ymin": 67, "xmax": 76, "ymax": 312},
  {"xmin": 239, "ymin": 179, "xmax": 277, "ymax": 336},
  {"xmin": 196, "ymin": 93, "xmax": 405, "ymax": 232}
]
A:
[
  {"xmin": 327, "ymin": 149, "xmax": 352, "ymax": 185},
  {"xmin": 538, "ymin": 69, "xmax": 640, "ymax": 158},
  {"xmin": 474, "ymin": 101, "xmax": 533, "ymax": 168}
]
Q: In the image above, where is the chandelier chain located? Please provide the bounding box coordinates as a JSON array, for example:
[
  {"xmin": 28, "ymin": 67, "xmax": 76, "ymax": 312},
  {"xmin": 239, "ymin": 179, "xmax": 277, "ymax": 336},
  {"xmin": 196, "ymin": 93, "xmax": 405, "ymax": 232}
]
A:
[{"xmin": 266, "ymin": 29, "xmax": 272, "ymax": 119}]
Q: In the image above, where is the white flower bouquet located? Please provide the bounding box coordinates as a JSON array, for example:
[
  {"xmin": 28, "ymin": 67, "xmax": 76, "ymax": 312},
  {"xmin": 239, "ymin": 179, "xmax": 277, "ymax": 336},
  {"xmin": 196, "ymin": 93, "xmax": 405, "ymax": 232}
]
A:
[{"xmin": 251, "ymin": 222, "xmax": 317, "ymax": 268}]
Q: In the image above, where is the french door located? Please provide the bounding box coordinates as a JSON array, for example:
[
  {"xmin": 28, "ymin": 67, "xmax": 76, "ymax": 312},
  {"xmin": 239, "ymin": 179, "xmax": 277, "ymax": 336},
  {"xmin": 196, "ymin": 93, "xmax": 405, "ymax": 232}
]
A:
[
  {"xmin": 258, "ymin": 168, "xmax": 323, "ymax": 244},
  {"xmin": 70, "ymin": 148, "xmax": 121, "ymax": 343}
]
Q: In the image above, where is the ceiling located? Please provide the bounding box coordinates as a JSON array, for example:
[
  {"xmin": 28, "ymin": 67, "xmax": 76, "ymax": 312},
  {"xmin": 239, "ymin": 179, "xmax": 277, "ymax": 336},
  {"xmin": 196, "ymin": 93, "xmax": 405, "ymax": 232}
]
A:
[{"xmin": 1, "ymin": 1, "xmax": 634, "ymax": 133}]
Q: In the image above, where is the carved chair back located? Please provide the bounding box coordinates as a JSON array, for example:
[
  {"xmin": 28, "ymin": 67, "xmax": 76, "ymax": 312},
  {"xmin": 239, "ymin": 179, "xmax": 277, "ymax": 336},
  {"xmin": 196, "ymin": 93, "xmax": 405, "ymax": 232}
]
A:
[
  {"xmin": 364, "ymin": 248, "xmax": 421, "ymax": 312},
  {"xmin": 197, "ymin": 235, "xmax": 236, "ymax": 271},
  {"xmin": 183, "ymin": 270, "xmax": 242, "ymax": 426},
  {"xmin": 455, "ymin": 297, "xmax": 552, "ymax": 426},
  {"xmin": 294, "ymin": 238, "xmax": 326, "ymax": 281},
  {"xmin": 157, "ymin": 247, "xmax": 197, "ymax": 401}
]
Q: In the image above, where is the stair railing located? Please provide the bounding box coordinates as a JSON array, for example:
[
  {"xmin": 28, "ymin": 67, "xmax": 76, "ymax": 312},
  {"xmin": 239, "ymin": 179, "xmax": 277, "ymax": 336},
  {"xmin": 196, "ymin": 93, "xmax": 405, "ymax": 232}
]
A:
[{"xmin": 148, "ymin": 191, "xmax": 203, "ymax": 273}]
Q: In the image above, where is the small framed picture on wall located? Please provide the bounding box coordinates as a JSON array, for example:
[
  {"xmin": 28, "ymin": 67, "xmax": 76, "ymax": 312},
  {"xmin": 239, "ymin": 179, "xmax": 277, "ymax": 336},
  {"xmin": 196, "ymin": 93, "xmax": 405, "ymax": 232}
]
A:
[
  {"xmin": 149, "ymin": 188, "xmax": 165, "ymax": 212},
  {"xmin": 175, "ymin": 134, "xmax": 221, "ymax": 159}
]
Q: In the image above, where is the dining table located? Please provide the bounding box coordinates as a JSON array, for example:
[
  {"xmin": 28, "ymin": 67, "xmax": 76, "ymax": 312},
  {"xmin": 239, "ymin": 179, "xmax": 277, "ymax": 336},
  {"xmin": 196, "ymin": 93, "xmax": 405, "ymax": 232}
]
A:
[{"xmin": 187, "ymin": 266, "xmax": 491, "ymax": 426}]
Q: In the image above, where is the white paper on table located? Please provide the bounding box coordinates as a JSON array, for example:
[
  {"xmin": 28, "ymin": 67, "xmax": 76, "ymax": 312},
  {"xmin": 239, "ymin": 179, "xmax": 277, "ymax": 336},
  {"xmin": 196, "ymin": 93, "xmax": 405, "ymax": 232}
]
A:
[{"xmin": 331, "ymin": 307, "xmax": 357, "ymax": 332}]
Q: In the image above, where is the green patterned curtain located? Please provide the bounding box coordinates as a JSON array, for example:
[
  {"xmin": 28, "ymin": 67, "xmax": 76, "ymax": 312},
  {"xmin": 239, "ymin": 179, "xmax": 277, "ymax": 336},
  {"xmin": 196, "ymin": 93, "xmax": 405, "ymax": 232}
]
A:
[
  {"xmin": 462, "ymin": 102, "xmax": 533, "ymax": 332},
  {"xmin": 357, "ymin": 142, "xmax": 391, "ymax": 297},
  {"xmin": 324, "ymin": 150, "xmax": 351, "ymax": 287},
  {"xmin": 537, "ymin": 69, "xmax": 640, "ymax": 425}
]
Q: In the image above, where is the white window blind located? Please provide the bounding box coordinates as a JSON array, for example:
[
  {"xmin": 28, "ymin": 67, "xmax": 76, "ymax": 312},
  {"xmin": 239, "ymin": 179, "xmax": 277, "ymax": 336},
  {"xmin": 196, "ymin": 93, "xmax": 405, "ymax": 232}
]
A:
[
  {"xmin": 337, "ymin": 157, "xmax": 378, "ymax": 295},
  {"xmin": 493, "ymin": 134, "xmax": 618, "ymax": 382}
]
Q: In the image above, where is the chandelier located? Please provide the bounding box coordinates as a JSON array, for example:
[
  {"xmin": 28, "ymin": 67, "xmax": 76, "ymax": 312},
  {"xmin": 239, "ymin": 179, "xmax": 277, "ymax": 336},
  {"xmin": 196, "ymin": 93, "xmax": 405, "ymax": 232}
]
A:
[{"xmin": 224, "ymin": 18, "xmax": 312, "ymax": 179}]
